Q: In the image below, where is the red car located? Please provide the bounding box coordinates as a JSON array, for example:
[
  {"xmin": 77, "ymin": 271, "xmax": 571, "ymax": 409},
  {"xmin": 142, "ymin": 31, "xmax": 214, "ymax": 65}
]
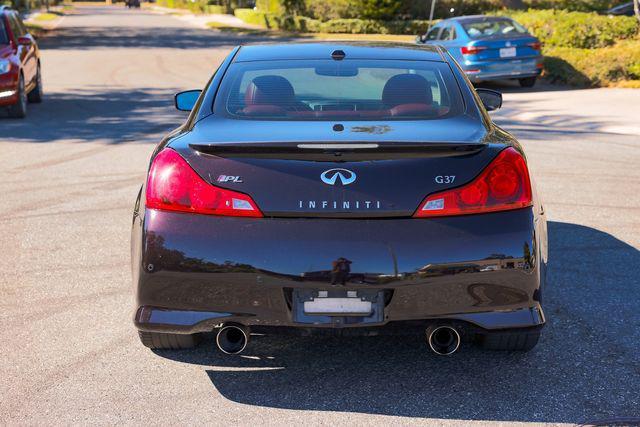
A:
[{"xmin": 0, "ymin": 6, "xmax": 42, "ymax": 118}]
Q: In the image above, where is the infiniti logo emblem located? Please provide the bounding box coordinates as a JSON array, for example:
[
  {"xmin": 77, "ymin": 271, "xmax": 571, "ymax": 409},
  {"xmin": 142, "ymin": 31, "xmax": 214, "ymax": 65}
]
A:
[{"xmin": 320, "ymin": 168, "xmax": 357, "ymax": 186}]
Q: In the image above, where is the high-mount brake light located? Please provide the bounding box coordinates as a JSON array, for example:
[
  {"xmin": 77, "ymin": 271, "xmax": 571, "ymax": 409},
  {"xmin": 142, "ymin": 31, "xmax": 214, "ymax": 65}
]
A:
[
  {"xmin": 414, "ymin": 147, "xmax": 532, "ymax": 218},
  {"xmin": 146, "ymin": 149, "xmax": 262, "ymax": 217}
]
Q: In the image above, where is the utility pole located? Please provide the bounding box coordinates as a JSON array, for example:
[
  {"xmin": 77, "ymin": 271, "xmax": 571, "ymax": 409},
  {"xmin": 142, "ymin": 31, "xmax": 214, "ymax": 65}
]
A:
[{"xmin": 427, "ymin": 0, "xmax": 436, "ymax": 33}]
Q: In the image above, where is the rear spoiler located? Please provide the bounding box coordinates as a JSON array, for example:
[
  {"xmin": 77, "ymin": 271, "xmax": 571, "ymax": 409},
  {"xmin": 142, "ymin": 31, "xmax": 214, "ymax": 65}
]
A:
[{"xmin": 189, "ymin": 142, "xmax": 485, "ymax": 160}]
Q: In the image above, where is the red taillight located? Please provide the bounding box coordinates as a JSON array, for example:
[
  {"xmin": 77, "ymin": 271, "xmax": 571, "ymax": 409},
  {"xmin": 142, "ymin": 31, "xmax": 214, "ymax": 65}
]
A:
[
  {"xmin": 146, "ymin": 149, "xmax": 262, "ymax": 217},
  {"xmin": 414, "ymin": 147, "xmax": 532, "ymax": 218},
  {"xmin": 461, "ymin": 45, "xmax": 487, "ymax": 55},
  {"xmin": 527, "ymin": 42, "xmax": 542, "ymax": 51}
]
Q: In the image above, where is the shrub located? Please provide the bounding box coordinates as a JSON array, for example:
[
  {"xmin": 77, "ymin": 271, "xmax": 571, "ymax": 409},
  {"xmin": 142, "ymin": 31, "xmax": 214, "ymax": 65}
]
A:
[
  {"xmin": 235, "ymin": 11, "xmax": 431, "ymax": 34},
  {"xmin": 158, "ymin": 0, "xmax": 208, "ymax": 13},
  {"xmin": 543, "ymin": 40, "xmax": 640, "ymax": 86},
  {"xmin": 521, "ymin": 0, "xmax": 629, "ymax": 12},
  {"xmin": 399, "ymin": 0, "xmax": 504, "ymax": 19},
  {"xmin": 349, "ymin": 0, "xmax": 403, "ymax": 20},
  {"xmin": 318, "ymin": 18, "xmax": 387, "ymax": 33},
  {"xmin": 256, "ymin": 0, "xmax": 284, "ymax": 13},
  {"xmin": 204, "ymin": 4, "xmax": 226, "ymax": 13},
  {"xmin": 500, "ymin": 9, "xmax": 638, "ymax": 48},
  {"xmin": 318, "ymin": 18, "xmax": 430, "ymax": 34},
  {"xmin": 256, "ymin": 0, "xmax": 307, "ymax": 15},
  {"xmin": 234, "ymin": 8, "xmax": 269, "ymax": 25},
  {"xmin": 304, "ymin": 0, "xmax": 353, "ymax": 20}
]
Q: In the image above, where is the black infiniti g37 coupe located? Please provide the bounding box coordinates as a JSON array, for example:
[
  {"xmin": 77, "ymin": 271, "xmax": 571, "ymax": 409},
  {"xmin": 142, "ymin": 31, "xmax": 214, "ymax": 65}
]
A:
[{"xmin": 131, "ymin": 42, "xmax": 547, "ymax": 356}]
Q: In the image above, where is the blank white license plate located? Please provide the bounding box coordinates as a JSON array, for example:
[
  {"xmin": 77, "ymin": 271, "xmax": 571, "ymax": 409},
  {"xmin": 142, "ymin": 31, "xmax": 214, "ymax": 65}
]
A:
[
  {"xmin": 304, "ymin": 298, "xmax": 372, "ymax": 315},
  {"xmin": 500, "ymin": 47, "xmax": 517, "ymax": 58}
]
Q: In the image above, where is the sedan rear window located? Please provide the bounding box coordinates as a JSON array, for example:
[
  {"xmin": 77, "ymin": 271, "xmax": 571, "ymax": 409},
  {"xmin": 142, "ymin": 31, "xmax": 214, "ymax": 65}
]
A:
[
  {"xmin": 462, "ymin": 19, "xmax": 528, "ymax": 39},
  {"xmin": 215, "ymin": 59, "xmax": 463, "ymax": 121}
]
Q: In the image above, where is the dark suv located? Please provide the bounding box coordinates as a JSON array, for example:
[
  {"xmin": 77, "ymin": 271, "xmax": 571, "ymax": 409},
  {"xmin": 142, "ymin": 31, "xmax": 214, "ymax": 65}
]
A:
[{"xmin": 0, "ymin": 6, "xmax": 42, "ymax": 118}]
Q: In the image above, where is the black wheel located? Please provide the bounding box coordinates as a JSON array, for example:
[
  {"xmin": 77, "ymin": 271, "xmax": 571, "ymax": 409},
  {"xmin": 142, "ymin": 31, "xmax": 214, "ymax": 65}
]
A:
[
  {"xmin": 482, "ymin": 328, "xmax": 541, "ymax": 351},
  {"xmin": 518, "ymin": 77, "xmax": 537, "ymax": 88},
  {"xmin": 138, "ymin": 331, "xmax": 201, "ymax": 349},
  {"xmin": 8, "ymin": 74, "xmax": 27, "ymax": 118},
  {"xmin": 27, "ymin": 64, "xmax": 43, "ymax": 103}
]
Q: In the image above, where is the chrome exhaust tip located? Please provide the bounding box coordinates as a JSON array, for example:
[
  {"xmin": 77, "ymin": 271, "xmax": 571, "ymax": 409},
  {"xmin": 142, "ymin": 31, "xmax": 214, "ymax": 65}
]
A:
[
  {"xmin": 426, "ymin": 325, "xmax": 461, "ymax": 356},
  {"xmin": 216, "ymin": 324, "xmax": 249, "ymax": 355}
]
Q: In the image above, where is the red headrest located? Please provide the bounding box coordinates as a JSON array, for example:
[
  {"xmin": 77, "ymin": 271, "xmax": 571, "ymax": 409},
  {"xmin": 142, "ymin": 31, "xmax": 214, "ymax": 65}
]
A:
[
  {"xmin": 389, "ymin": 103, "xmax": 433, "ymax": 117},
  {"xmin": 382, "ymin": 74, "xmax": 433, "ymax": 107}
]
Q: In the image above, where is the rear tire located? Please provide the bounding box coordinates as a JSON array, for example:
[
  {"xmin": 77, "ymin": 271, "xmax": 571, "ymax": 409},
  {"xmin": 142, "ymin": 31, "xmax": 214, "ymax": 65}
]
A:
[
  {"xmin": 8, "ymin": 75, "xmax": 27, "ymax": 119},
  {"xmin": 27, "ymin": 65, "xmax": 43, "ymax": 103},
  {"xmin": 138, "ymin": 331, "xmax": 201, "ymax": 349},
  {"xmin": 518, "ymin": 77, "xmax": 537, "ymax": 88},
  {"xmin": 482, "ymin": 328, "xmax": 541, "ymax": 351}
]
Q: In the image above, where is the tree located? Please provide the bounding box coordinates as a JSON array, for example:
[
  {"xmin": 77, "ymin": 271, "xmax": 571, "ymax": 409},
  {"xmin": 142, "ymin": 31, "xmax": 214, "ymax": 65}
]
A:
[
  {"xmin": 634, "ymin": 0, "xmax": 640, "ymax": 24},
  {"xmin": 500, "ymin": 0, "xmax": 524, "ymax": 8},
  {"xmin": 352, "ymin": 0, "xmax": 403, "ymax": 20}
]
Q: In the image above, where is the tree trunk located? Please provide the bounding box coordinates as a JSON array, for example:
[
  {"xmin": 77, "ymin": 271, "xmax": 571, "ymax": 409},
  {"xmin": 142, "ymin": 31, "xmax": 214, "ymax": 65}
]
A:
[
  {"xmin": 634, "ymin": 0, "xmax": 640, "ymax": 25},
  {"xmin": 500, "ymin": 0, "xmax": 525, "ymax": 9}
]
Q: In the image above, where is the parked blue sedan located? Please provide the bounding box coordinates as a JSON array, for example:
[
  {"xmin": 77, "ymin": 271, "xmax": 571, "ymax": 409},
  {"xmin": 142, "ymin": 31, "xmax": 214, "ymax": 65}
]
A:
[{"xmin": 417, "ymin": 15, "xmax": 543, "ymax": 87}]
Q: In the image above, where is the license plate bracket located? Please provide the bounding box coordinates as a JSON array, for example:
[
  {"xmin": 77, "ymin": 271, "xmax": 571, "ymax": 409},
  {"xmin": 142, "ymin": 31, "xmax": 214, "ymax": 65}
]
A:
[
  {"xmin": 292, "ymin": 289, "xmax": 385, "ymax": 324},
  {"xmin": 304, "ymin": 297, "xmax": 372, "ymax": 315}
]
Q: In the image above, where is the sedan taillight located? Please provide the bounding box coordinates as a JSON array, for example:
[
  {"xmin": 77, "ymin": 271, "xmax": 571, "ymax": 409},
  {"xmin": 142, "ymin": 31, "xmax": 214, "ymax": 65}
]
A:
[
  {"xmin": 527, "ymin": 41, "xmax": 542, "ymax": 51},
  {"xmin": 414, "ymin": 147, "xmax": 532, "ymax": 218},
  {"xmin": 461, "ymin": 45, "xmax": 487, "ymax": 55},
  {"xmin": 146, "ymin": 149, "xmax": 262, "ymax": 217}
]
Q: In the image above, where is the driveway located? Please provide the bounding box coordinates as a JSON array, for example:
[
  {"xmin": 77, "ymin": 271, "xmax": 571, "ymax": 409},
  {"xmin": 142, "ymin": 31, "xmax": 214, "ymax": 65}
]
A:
[{"xmin": 1, "ymin": 6, "xmax": 639, "ymax": 425}]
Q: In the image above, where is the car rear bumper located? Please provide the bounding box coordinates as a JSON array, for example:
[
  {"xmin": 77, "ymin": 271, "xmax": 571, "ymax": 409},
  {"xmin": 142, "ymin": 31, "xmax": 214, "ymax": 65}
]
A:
[
  {"xmin": 462, "ymin": 57, "xmax": 543, "ymax": 82},
  {"xmin": 132, "ymin": 207, "xmax": 547, "ymax": 334}
]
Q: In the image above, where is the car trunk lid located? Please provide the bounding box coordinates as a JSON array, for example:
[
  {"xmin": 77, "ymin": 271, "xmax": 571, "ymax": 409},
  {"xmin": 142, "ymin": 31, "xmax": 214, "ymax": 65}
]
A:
[
  {"xmin": 465, "ymin": 35, "xmax": 540, "ymax": 62},
  {"xmin": 171, "ymin": 117, "xmax": 503, "ymax": 218}
]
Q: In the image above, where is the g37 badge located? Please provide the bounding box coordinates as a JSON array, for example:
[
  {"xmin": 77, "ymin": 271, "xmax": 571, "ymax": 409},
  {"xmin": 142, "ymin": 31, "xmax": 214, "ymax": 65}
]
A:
[{"xmin": 435, "ymin": 175, "xmax": 455, "ymax": 184}]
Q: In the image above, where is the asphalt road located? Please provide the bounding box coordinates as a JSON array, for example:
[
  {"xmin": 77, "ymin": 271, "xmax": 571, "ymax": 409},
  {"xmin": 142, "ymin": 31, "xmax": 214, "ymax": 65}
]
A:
[{"xmin": 1, "ymin": 6, "xmax": 639, "ymax": 425}]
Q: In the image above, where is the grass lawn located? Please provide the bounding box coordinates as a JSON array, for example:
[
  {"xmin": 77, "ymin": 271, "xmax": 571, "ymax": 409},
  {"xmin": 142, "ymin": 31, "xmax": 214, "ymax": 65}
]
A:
[{"xmin": 34, "ymin": 12, "xmax": 61, "ymax": 21}]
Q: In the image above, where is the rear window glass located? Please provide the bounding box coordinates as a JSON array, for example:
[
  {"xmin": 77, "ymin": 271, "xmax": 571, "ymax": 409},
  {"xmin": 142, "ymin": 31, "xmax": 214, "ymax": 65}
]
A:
[
  {"xmin": 462, "ymin": 19, "xmax": 528, "ymax": 39},
  {"xmin": 215, "ymin": 59, "xmax": 463, "ymax": 121},
  {"xmin": 0, "ymin": 18, "xmax": 9, "ymax": 45}
]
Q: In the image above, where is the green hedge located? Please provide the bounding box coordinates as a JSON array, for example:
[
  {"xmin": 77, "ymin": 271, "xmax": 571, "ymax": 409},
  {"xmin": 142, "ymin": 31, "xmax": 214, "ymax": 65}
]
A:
[
  {"xmin": 204, "ymin": 4, "xmax": 226, "ymax": 13},
  {"xmin": 318, "ymin": 18, "xmax": 430, "ymax": 34},
  {"xmin": 234, "ymin": 8, "xmax": 268, "ymax": 25},
  {"xmin": 521, "ymin": 0, "xmax": 628, "ymax": 12},
  {"xmin": 235, "ymin": 9, "xmax": 431, "ymax": 34},
  {"xmin": 158, "ymin": 0, "xmax": 208, "ymax": 13},
  {"xmin": 234, "ymin": 9, "xmax": 320, "ymax": 30},
  {"xmin": 237, "ymin": 7, "xmax": 639, "ymax": 42},
  {"xmin": 271, "ymin": 0, "xmax": 630, "ymax": 21},
  {"xmin": 543, "ymin": 40, "xmax": 640, "ymax": 86},
  {"xmin": 501, "ymin": 9, "xmax": 638, "ymax": 49}
]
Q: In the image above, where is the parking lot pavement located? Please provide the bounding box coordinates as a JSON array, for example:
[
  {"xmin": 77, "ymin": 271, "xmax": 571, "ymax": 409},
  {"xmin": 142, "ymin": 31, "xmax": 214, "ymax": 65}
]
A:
[{"xmin": 1, "ymin": 5, "xmax": 639, "ymax": 425}]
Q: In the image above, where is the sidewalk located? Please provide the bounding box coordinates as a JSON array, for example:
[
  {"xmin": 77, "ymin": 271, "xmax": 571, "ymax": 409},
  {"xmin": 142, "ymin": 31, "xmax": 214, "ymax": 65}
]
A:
[
  {"xmin": 23, "ymin": 5, "xmax": 71, "ymax": 31},
  {"xmin": 145, "ymin": 4, "xmax": 261, "ymax": 30}
]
